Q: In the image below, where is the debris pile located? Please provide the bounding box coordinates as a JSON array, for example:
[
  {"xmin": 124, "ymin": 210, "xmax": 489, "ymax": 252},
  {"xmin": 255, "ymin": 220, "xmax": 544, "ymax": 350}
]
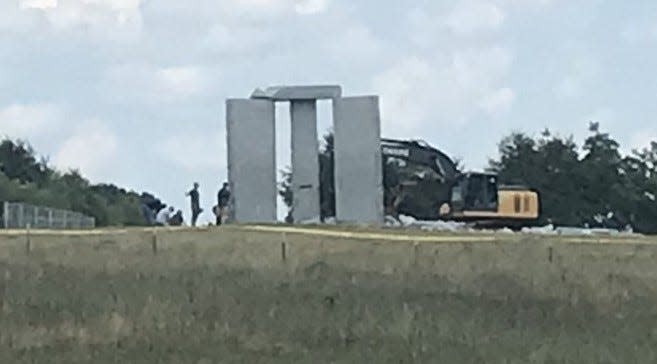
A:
[
  {"xmin": 385, "ymin": 215, "xmax": 641, "ymax": 237},
  {"xmin": 386, "ymin": 215, "xmax": 470, "ymax": 232}
]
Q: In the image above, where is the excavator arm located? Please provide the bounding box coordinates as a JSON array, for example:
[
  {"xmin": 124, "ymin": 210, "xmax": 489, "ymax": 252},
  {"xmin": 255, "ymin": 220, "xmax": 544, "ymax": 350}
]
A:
[
  {"xmin": 381, "ymin": 138, "xmax": 459, "ymax": 183},
  {"xmin": 381, "ymin": 138, "xmax": 461, "ymax": 220}
]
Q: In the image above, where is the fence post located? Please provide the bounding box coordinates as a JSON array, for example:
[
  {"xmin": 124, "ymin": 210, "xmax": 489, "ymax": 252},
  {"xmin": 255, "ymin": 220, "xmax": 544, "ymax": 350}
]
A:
[
  {"xmin": 34, "ymin": 206, "xmax": 39, "ymax": 228},
  {"xmin": 25, "ymin": 223, "xmax": 31, "ymax": 255},
  {"xmin": 18, "ymin": 203, "xmax": 24, "ymax": 228},
  {"xmin": 48, "ymin": 210, "xmax": 53, "ymax": 229},
  {"xmin": 2, "ymin": 202, "xmax": 8, "ymax": 229}
]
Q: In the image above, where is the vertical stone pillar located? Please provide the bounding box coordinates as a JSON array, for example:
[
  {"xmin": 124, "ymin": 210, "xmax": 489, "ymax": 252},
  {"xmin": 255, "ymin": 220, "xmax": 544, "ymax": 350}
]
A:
[
  {"xmin": 290, "ymin": 100, "xmax": 321, "ymax": 222},
  {"xmin": 226, "ymin": 99, "xmax": 277, "ymax": 223},
  {"xmin": 333, "ymin": 96, "xmax": 384, "ymax": 224}
]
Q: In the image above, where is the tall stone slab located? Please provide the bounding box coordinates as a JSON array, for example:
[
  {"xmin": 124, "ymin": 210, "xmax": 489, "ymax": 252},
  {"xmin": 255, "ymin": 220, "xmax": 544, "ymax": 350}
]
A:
[
  {"xmin": 290, "ymin": 100, "xmax": 321, "ymax": 222},
  {"xmin": 333, "ymin": 96, "xmax": 384, "ymax": 223},
  {"xmin": 226, "ymin": 99, "xmax": 277, "ymax": 223}
]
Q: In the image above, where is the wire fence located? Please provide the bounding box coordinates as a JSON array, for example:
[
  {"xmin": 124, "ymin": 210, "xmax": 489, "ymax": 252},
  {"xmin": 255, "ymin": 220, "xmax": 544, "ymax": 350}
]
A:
[{"xmin": 2, "ymin": 202, "xmax": 96, "ymax": 230}]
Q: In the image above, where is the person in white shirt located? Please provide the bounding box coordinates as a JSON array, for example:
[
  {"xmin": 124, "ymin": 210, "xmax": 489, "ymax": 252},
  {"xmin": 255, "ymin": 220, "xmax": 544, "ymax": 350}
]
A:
[{"xmin": 156, "ymin": 206, "xmax": 174, "ymax": 226}]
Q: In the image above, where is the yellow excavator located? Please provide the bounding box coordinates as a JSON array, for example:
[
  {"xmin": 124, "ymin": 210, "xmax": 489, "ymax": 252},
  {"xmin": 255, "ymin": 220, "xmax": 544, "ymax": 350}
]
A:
[{"xmin": 382, "ymin": 139, "xmax": 540, "ymax": 228}]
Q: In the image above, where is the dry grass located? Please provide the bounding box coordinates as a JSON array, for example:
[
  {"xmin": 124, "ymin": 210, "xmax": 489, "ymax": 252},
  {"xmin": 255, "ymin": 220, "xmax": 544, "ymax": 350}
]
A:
[{"xmin": 0, "ymin": 227, "xmax": 655, "ymax": 363}]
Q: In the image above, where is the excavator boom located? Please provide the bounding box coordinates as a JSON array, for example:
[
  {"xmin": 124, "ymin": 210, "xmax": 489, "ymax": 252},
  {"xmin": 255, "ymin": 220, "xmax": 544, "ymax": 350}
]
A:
[{"xmin": 381, "ymin": 138, "xmax": 459, "ymax": 183}]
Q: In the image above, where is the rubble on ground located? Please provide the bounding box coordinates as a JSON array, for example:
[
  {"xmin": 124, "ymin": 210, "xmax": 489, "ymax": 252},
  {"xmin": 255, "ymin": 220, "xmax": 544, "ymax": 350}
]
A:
[
  {"xmin": 521, "ymin": 225, "xmax": 558, "ymax": 235},
  {"xmin": 386, "ymin": 215, "xmax": 471, "ymax": 232},
  {"xmin": 296, "ymin": 214, "xmax": 641, "ymax": 237},
  {"xmin": 383, "ymin": 215, "xmax": 641, "ymax": 236},
  {"xmin": 323, "ymin": 217, "xmax": 337, "ymax": 225},
  {"xmin": 526, "ymin": 224, "xmax": 638, "ymax": 236},
  {"xmin": 299, "ymin": 217, "xmax": 323, "ymax": 225}
]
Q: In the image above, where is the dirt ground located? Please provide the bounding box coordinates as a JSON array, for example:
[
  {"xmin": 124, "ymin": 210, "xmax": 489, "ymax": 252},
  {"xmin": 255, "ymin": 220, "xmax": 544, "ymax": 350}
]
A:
[{"xmin": 0, "ymin": 227, "xmax": 655, "ymax": 363}]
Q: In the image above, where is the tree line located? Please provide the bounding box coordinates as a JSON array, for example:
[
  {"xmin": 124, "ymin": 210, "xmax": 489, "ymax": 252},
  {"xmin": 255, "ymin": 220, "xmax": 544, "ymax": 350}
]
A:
[
  {"xmin": 490, "ymin": 123, "xmax": 657, "ymax": 233},
  {"xmin": 280, "ymin": 123, "xmax": 657, "ymax": 234},
  {"xmin": 0, "ymin": 138, "xmax": 161, "ymax": 226}
]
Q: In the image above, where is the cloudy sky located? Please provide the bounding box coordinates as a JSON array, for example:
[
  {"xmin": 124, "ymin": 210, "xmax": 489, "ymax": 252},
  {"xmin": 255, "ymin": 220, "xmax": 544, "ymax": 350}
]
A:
[{"xmin": 1, "ymin": 0, "xmax": 656, "ymax": 221}]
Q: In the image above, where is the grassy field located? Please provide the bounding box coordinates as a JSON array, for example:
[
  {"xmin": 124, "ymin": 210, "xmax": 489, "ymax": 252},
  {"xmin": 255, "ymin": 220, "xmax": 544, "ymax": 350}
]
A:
[{"xmin": 0, "ymin": 226, "xmax": 655, "ymax": 363}]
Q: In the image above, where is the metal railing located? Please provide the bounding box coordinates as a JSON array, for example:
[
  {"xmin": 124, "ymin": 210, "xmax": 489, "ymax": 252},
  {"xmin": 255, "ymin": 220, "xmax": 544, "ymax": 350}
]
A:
[{"xmin": 2, "ymin": 202, "xmax": 96, "ymax": 229}]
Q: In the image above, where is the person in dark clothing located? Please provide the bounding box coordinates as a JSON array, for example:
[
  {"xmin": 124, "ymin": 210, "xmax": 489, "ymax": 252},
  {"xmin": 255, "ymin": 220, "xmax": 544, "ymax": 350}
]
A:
[
  {"xmin": 186, "ymin": 182, "xmax": 203, "ymax": 227},
  {"xmin": 169, "ymin": 210, "xmax": 184, "ymax": 226},
  {"xmin": 215, "ymin": 182, "xmax": 231, "ymax": 225}
]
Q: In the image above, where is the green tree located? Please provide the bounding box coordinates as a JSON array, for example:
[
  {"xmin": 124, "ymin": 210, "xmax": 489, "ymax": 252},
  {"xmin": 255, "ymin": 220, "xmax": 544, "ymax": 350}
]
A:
[
  {"xmin": 278, "ymin": 132, "xmax": 336, "ymax": 221},
  {"xmin": 0, "ymin": 139, "xmax": 50, "ymax": 186},
  {"xmin": 0, "ymin": 137, "xmax": 163, "ymax": 227},
  {"xmin": 490, "ymin": 123, "xmax": 657, "ymax": 232},
  {"xmin": 617, "ymin": 142, "xmax": 657, "ymax": 233},
  {"xmin": 490, "ymin": 129, "xmax": 585, "ymax": 225},
  {"xmin": 318, "ymin": 132, "xmax": 336, "ymax": 219}
]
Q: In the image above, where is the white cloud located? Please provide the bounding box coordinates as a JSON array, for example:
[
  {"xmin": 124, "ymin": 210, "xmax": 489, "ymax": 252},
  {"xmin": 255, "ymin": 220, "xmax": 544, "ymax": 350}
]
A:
[
  {"xmin": 228, "ymin": 0, "xmax": 330, "ymax": 15},
  {"xmin": 621, "ymin": 15, "xmax": 657, "ymax": 44},
  {"xmin": 225, "ymin": 0, "xmax": 294, "ymax": 20},
  {"xmin": 407, "ymin": 0, "xmax": 505, "ymax": 49},
  {"xmin": 373, "ymin": 56, "xmax": 437, "ymax": 136},
  {"xmin": 480, "ymin": 87, "xmax": 515, "ymax": 114},
  {"xmin": 295, "ymin": 0, "xmax": 329, "ymax": 15},
  {"xmin": 373, "ymin": 47, "xmax": 514, "ymax": 137},
  {"xmin": 554, "ymin": 56, "xmax": 601, "ymax": 99},
  {"xmin": 629, "ymin": 129, "xmax": 657, "ymax": 151},
  {"xmin": 445, "ymin": 1, "xmax": 506, "ymax": 35},
  {"xmin": 0, "ymin": 103, "xmax": 60, "ymax": 140},
  {"xmin": 104, "ymin": 64, "xmax": 210, "ymax": 103},
  {"xmin": 12, "ymin": 0, "xmax": 143, "ymax": 40},
  {"xmin": 322, "ymin": 24, "xmax": 383, "ymax": 64},
  {"xmin": 501, "ymin": 0, "xmax": 555, "ymax": 5},
  {"xmin": 554, "ymin": 77, "xmax": 580, "ymax": 99},
  {"xmin": 586, "ymin": 108, "xmax": 615, "ymax": 126},
  {"xmin": 161, "ymin": 132, "xmax": 225, "ymax": 172},
  {"xmin": 53, "ymin": 121, "xmax": 119, "ymax": 182},
  {"xmin": 20, "ymin": 0, "xmax": 57, "ymax": 9},
  {"xmin": 156, "ymin": 67, "xmax": 205, "ymax": 96},
  {"xmin": 407, "ymin": 0, "xmax": 558, "ymax": 48},
  {"xmin": 199, "ymin": 23, "xmax": 271, "ymax": 55}
]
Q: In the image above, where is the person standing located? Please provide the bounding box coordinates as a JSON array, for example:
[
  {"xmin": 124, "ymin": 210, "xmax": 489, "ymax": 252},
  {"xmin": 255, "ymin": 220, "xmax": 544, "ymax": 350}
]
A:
[
  {"xmin": 215, "ymin": 182, "xmax": 231, "ymax": 225},
  {"xmin": 186, "ymin": 182, "xmax": 203, "ymax": 227}
]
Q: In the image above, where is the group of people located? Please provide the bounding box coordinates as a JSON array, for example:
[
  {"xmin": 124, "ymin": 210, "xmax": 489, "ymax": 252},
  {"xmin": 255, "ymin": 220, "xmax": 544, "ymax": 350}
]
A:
[
  {"xmin": 140, "ymin": 181, "xmax": 231, "ymax": 227},
  {"xmin": 184, "ymin": 181, "xmax": 232, "ymax": 227},
  {"xmin": 154, "ymin": 206, "xmax": 184, "ymax": 226},
  {"xmin": 140, "ymin": 193, "xmax": 185, "ymax": 227}
]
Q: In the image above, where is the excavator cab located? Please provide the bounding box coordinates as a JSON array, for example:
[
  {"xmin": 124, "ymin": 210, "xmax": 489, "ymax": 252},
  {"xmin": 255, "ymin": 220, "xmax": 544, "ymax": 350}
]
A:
[{"xmin": 449, "ymin": 173, "xmax": 498, "ymax": 213}]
